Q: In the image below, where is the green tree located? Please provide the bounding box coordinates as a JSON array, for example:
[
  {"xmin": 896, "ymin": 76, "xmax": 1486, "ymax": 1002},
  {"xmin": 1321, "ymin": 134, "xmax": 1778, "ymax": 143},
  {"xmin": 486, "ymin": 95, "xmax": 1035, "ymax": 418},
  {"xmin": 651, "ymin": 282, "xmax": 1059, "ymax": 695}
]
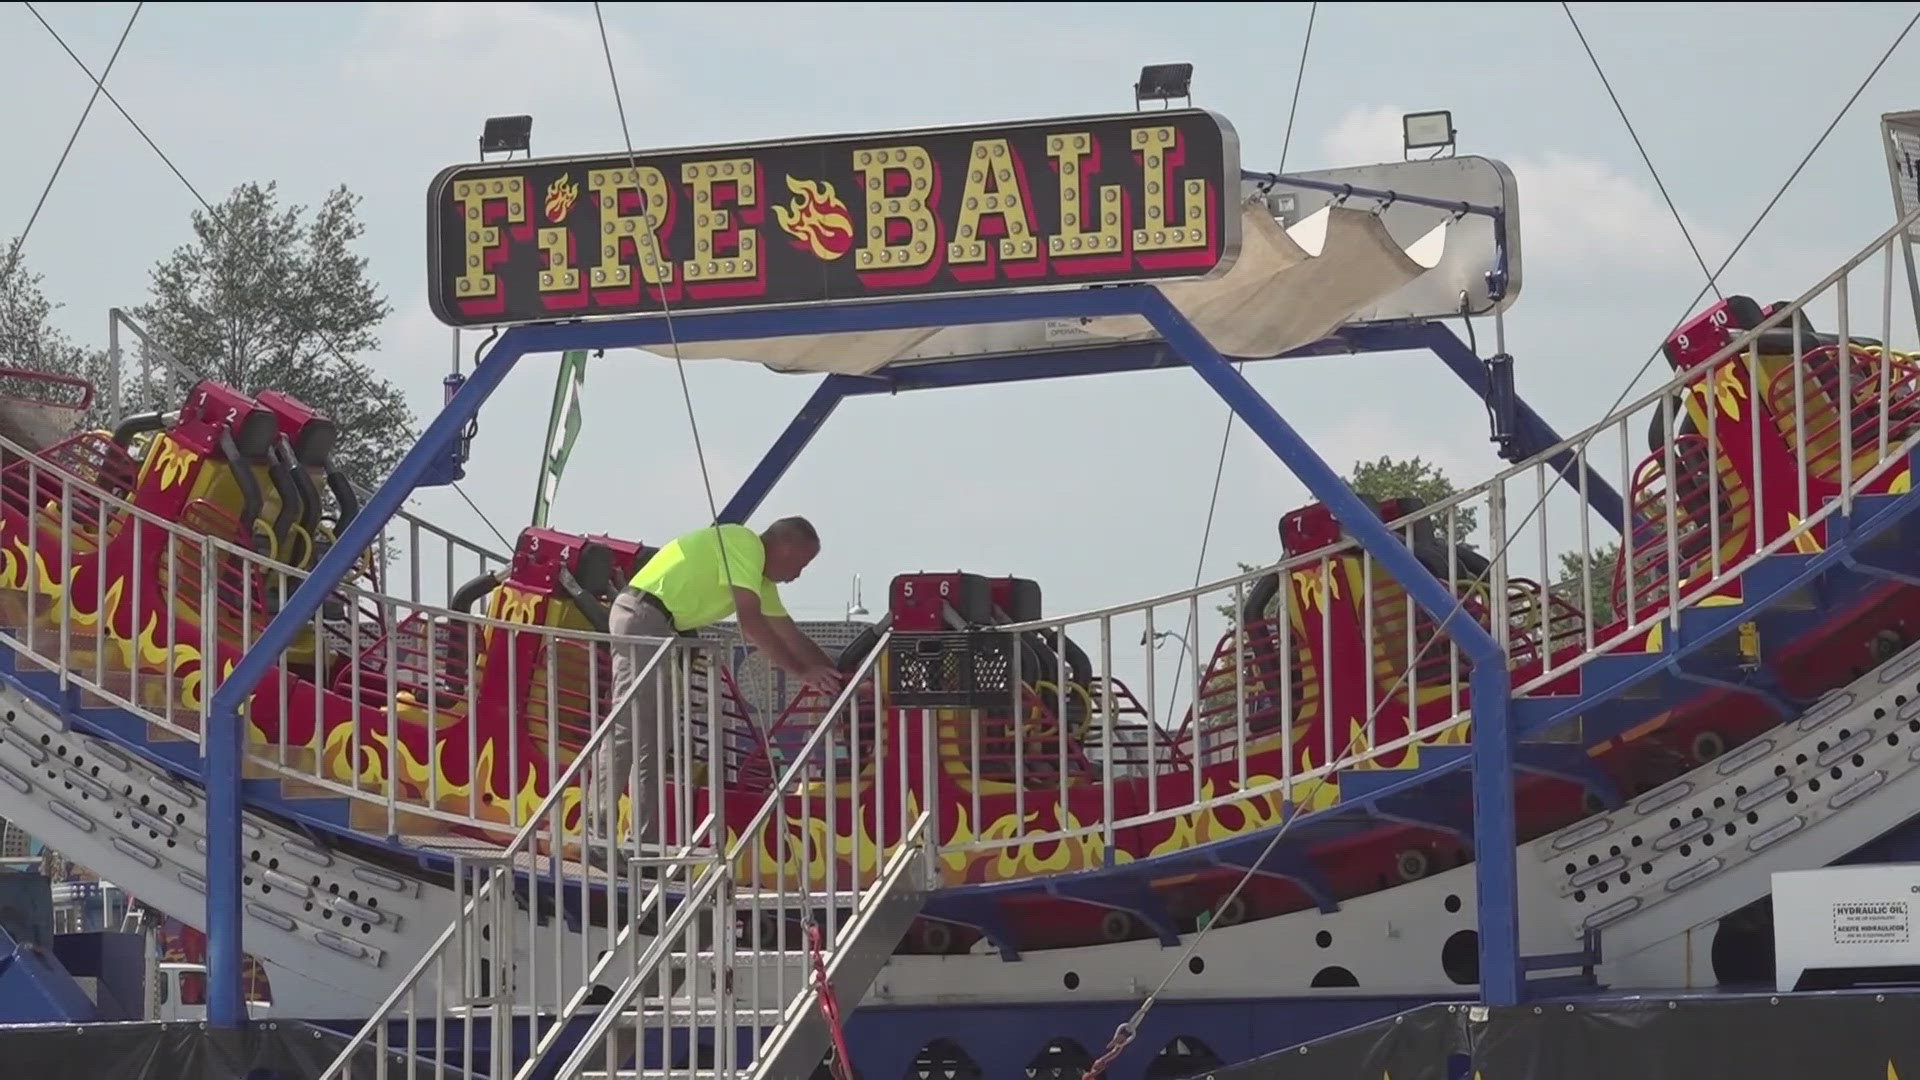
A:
[
  {"xmin": 1212, "ymin": 455, "xmax": 1479, "ymax": 621},
  {"xmin": 1553, "ymin": 541, "xmax": 1620, "ymax": 627},
  {"xmin": 0, "ymin": 241, "xmax": 119, "ymax": 436},
  {"xmin": 1346, "ymin": 454, "xmax": 1477, "ymax": 546},
  {"xmin": 132, "ymin": 182, "xmax": 416, "ymax": 492}
]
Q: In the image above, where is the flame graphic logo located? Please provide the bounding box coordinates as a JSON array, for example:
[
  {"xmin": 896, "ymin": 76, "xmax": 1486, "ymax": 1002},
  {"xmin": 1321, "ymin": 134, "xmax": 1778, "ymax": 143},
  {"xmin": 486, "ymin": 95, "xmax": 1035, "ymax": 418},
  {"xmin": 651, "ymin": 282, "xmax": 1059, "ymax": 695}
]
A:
[
  {"xmin": 544, "ymin": 175, "xmax": 580, "ymax": 224},
  {"xmin": 773, "ymin": 175, "xmax": 854, "ymax": 261}
]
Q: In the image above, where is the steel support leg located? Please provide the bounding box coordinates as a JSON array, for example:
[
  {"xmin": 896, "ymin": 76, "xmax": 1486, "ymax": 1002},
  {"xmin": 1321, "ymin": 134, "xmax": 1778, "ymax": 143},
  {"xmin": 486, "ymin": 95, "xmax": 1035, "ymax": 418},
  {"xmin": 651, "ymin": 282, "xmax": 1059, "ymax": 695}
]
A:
[
  {"xmin": 1144, "ymin": 294, "xmax": 1525, "ymax": 1006},
  {"xmin": 202, "ymin": 327, "xmax": 534, "ymax": 1029},
  {"xmin": 1420, "ymin": 323, "xmax": 1626, "ymax": 530},
  {"xmin": 718, "ymin": 375, "xmax": 854, "ymax": 523}
]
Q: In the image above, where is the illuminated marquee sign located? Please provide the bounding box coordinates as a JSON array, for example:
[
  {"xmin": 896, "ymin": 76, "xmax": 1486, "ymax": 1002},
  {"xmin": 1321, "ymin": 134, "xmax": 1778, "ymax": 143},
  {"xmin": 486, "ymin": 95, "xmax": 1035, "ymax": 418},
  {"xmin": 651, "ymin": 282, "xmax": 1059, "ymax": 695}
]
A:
[{"xmin": 426, "ymin": 109, "xmax": 1241, "ymax": 328}]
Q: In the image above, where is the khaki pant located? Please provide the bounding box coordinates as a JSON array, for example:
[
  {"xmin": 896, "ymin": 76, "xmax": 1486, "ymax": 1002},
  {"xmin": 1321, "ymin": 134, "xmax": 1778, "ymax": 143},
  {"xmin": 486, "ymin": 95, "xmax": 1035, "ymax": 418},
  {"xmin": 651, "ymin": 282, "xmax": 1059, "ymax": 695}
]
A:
[{"xmin": 592, "ymin": 591, "xmax": 680, "ymax": 847}]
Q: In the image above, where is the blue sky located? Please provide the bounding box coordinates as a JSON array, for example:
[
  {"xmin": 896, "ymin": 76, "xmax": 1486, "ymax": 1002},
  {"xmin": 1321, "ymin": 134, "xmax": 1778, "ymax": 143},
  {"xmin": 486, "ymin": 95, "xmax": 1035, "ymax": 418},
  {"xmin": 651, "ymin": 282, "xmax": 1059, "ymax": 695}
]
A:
[{"xmin": 3, "ymin": 1, "xmax": 1916, "ymax": 646}]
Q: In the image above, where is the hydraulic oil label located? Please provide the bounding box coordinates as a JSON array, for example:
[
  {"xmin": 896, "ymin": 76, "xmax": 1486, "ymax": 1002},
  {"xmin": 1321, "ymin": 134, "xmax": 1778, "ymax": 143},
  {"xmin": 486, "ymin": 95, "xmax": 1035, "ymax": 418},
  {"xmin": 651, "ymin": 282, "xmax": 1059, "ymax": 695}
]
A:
[{"xmin": 1832, "ymin": 899, "xmax": 1912, "ymax": 945}]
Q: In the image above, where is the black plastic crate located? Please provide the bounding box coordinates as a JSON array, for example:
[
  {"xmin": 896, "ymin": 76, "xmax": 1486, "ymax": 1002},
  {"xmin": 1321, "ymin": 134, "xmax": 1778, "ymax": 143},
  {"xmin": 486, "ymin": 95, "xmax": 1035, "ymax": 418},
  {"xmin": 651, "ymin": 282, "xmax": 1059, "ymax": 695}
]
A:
[{"xmin": 886, "ymin": 631, "xmax": 1019, "ymax": 707}]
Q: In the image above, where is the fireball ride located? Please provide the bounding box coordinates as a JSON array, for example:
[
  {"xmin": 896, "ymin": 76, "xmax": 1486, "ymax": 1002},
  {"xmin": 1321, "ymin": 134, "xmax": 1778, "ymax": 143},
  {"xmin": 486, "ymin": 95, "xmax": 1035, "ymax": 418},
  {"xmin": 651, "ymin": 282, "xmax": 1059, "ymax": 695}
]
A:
[{"xmin": 1, "ymin": 96, "xmax": 1919, "ymax": 1079}]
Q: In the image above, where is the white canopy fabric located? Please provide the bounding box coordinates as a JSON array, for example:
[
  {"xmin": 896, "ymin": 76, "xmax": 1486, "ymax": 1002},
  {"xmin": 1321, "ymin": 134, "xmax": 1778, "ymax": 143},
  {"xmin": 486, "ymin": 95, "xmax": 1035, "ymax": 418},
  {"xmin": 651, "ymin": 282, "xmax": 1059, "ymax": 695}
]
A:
[{"xmin": 660, "ymin": 202, "xmax": 1449, "ymax": 375}]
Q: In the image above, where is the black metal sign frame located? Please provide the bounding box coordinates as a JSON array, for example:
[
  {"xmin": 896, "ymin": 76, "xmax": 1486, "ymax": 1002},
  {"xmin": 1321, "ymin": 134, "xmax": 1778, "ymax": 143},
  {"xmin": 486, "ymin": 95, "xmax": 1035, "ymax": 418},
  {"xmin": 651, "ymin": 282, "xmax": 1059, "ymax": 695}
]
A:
[{"xmin": 426, "ymin": 109, "xmax": 1241, "ymax": 328}]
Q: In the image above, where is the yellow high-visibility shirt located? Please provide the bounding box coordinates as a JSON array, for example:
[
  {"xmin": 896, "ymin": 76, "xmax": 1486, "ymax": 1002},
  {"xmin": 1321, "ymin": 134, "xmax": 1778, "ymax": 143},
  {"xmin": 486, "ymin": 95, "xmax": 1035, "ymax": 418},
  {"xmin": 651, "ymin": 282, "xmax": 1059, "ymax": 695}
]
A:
[{"xmin": 629, "ymin": 523, "xmax": 788, "ymax": 631}]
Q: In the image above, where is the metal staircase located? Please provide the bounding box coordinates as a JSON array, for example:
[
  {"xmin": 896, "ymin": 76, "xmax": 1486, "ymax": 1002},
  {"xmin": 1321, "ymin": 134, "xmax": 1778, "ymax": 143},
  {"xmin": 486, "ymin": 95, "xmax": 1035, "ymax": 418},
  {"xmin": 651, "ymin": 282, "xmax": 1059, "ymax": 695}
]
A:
[
  {"xmin": 1545, "ymin": 620, "xmax": 1920, "ymax": 961},
  {"xmin": 317, "ymin": 628, "xmax": 935, "ymax": 1080}
]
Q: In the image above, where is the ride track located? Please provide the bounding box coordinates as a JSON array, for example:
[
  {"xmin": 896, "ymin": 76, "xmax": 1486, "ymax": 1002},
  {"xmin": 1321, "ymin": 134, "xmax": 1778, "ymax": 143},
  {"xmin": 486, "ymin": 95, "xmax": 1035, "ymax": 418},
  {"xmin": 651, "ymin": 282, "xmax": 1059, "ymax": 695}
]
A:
[{"xmin": 0, "ymin": 98, "xmax": 1916, "ymax": 1078}]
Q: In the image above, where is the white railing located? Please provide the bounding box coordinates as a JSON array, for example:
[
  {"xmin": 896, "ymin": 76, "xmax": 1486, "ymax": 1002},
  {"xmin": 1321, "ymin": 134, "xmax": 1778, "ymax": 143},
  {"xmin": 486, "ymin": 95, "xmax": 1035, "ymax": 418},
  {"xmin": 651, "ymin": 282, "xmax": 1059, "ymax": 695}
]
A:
[
  {"xmin": 782, "ymin": 205, "xmax": 1920, "ymax": 881},
  {"xmin": 310, "ymin": 627, "xmax": 686, "ymax": 1080},
  {"xmin": 0, "ymin": 409, "xmax": 666, "ymax": 841},
  {"xmin": 313, "ymin": 622, "xmax": 928, "ymax": 1080},
  {"xmin": 546, "ymin": 630, "xmax": 929, "ymax": 1080},
  {"xmin": 0, "ymin": 211, "xmax": 1909, "ymax": 920}
]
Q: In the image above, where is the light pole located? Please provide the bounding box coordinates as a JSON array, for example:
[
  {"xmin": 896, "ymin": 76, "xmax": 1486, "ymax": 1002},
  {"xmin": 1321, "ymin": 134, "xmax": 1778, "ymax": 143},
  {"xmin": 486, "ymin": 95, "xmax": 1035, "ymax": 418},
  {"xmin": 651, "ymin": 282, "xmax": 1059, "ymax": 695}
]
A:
[{"xmin": 1142, "ymin": 628, "xmax": 1198, "ymax": 729}]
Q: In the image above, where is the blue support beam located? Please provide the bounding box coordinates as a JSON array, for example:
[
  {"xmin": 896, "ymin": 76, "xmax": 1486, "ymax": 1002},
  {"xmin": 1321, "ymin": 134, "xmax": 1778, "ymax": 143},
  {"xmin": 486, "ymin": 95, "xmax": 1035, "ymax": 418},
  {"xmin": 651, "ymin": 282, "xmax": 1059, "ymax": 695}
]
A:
[
  {"xmin": 1142, "ymin": 291, "xmax": 1525, "ymax": 1006},
  {"xmin": 831, "ymin": 331, "xmax": 1381, "ymax": 396},
  {"xmin": 201, "ymin": 289, "xmax": 1199, "ymax": 1026},
  {"xmin": 1419, "ymin": 323, "xmax": 1626, "ymax": 530},
  {"xmin": 204, "ymin": 282, "xmax": 1545, "ymax": 1021},
  {"xmin": 718, "ymin": 374, "xmax": 854, "ymax": 523},
  {"xmin": 202, "ymin": 325, "xmax": 538, "ymax": 1029}
]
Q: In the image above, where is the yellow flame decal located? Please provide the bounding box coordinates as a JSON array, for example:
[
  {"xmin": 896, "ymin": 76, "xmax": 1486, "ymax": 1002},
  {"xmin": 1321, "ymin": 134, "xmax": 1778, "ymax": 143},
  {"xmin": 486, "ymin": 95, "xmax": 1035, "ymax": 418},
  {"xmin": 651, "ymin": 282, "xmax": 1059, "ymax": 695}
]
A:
[
  {"xmin": 1291, "ymin": 567, "xmax": 1342, "ymax": 612},
  {"xmin": 1697, "ymin": 361, "xmax": 1748, "ymax": 421},
  {"xmin": 773, "ymin": 176, "xmax": 855, "ymax": 262},
  {"xmin": 490, "ymin": 585, "xmax": 544, "ymax": 626},
  {"xmin": 544, "ymin": 174, "xmax": 580, "ymax": 224},
  {"xmin": 143, "ymin": 435, "xmax": 199, "ymax": 492}
]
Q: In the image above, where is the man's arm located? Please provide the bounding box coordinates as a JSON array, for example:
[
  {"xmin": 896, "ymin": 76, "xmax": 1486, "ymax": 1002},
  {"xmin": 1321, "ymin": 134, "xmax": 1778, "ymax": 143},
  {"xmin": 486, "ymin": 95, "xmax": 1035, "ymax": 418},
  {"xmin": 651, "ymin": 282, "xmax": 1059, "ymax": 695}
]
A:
[
  {"xmin": 732, "ymin": 587, "xmax": 844, "ymax": 690},
  {"xmin": 766, "ymin": 613, "xmax": 836, "ymax": 670},
  {"xmin": 730, "ymin": 587, "xmax": 804, "ymax": 670}
]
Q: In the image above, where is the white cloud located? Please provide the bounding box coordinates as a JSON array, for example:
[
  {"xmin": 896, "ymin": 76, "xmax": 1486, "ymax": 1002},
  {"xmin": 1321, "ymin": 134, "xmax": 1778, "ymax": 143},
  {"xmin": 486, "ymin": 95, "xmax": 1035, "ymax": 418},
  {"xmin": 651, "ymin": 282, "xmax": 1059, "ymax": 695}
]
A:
[
  {"xmin": 343, "ymin": 3, "xmax": 668, "ymax": 115},
  {"xmin": 1316, "ymin": 104, "xmax": 1735, "ymax": 280},
  {"xmin": 1506, "ymin": 151, "xmax": 1732, "ymax": 277},
  {"xmin": 1320, "ymin": 104, "xmax": 1408, "ymax": 168}
]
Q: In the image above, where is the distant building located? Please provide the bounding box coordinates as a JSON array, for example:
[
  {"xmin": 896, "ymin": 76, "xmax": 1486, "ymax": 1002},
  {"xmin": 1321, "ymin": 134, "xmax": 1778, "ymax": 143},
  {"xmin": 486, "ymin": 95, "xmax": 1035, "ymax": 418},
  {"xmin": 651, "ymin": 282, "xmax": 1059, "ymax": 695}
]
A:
[{"xmin": 694, "ymin": 619, "xmax": 876, "ymax": 721}]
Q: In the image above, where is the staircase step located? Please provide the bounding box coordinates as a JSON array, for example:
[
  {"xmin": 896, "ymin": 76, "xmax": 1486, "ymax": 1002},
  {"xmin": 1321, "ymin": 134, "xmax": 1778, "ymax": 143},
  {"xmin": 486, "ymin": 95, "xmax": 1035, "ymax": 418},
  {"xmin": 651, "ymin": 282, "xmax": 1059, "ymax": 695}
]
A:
[
  {"xmin": 1675, "ymin": 601, "xmax": 1751, "ymax": 647},
  {"xmin": 732, "ymin": 889, "xmax": 866, "ymax": 907},
  {"xmin": 1854, "ymin": 487, "xmax": 1917, "ymax": 522},
  {"xmin": 1741, "ymin": 552, "xmax": 1821, "ymax": 611},
  {"xmin": 585, "ymin": 1072, "xmax": 726, "ymax": 1079},
  {"xmin": 1326, "ymin": 739, "xmax": 1617, "ymax": 839},
  {"xmin": 1334, "ymin": 745, "xmax": 1470, "ymax": 802},
  {"xmin": 618, "ymin": 1001, "xmax": 792, "ymax": 1024},
  {"xmin": 341, "ymin": 798, "xmax": 475, "ymax": 839},
  {"xmin": 1577, "ymin": 652, "xmax": 1669, "ymax": 700}
]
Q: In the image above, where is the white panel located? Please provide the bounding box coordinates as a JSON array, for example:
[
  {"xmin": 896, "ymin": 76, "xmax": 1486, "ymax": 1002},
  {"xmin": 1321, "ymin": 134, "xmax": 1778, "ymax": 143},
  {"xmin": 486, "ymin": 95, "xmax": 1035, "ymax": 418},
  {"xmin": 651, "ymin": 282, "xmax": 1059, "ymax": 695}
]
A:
[
  {"xmin": 1774, "ymin": 863, "xmax": 1920, "ymax": 991},
  {"xmin": 1886, "ymin": 111, "xmax": 1920, "ymax": 241}
]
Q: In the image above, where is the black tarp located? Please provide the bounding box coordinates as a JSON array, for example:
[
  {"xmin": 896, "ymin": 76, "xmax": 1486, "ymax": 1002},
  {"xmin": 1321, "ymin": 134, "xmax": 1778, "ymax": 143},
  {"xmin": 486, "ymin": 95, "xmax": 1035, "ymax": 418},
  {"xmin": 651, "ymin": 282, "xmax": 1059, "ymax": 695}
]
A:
[
  {"xmin": 1212, "ymin": 990, "xmax": 1920, "ymax": 1079},
  {"xmin": 0, "ymin": 1020, "xmax": 437, "ymax": 1080}
]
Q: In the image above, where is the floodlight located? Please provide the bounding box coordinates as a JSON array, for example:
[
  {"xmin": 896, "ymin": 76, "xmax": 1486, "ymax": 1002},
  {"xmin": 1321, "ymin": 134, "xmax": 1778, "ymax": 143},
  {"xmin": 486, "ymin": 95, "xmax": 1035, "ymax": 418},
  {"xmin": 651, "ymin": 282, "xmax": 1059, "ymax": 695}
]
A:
[
  {"xmin": 1403, "ymin": 111, "xmax": 1455, "ymax": 157},
  {"xmin": 480, "ymin": 115, "xmax": 533, "ymax": 157},
  {"xmin": 1134, "ymin": 63, "xmax": 1194, "ymax": 108}
]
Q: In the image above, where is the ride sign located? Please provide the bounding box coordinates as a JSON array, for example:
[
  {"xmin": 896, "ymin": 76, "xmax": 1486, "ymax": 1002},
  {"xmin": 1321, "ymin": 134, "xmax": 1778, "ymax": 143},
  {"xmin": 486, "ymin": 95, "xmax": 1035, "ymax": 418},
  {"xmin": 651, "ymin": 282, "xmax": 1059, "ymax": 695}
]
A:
[{"xmin": 426, "ymin": 109, "xmax": 1242, "ymax": 328}]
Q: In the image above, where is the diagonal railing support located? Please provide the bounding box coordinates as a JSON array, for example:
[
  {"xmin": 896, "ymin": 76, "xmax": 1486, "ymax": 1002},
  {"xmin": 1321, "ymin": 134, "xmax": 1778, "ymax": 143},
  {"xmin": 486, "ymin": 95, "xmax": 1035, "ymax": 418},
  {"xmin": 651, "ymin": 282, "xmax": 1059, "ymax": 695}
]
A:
[
  {"xmin": 1142, "ymin": 291, "xmax": 1525, "ymax": 1006},
  {"xmin": 201, "ymin": 325, "xmax": 538, "ymax": 1028}
]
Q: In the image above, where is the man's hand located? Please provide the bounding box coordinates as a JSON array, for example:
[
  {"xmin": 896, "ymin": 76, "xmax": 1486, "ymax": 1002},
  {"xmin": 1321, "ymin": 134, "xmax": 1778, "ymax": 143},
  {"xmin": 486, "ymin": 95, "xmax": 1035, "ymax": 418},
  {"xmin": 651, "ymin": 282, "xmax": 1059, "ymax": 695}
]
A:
[
  {"xmin": 734, "ymin": 588, "xmax": 846, "ymax": 695},
  {"xmin": 799, "ymin": 663, "xmax": 846, "ymax": 694}
]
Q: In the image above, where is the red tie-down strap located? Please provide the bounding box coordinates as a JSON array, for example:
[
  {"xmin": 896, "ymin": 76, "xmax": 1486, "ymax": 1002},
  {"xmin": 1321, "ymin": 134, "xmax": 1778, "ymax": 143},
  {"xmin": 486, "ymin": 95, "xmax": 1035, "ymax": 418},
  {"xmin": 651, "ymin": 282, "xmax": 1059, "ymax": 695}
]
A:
[{"xmin": 806, "ymin": 919, "xmax": 856, "ymax": 1080}]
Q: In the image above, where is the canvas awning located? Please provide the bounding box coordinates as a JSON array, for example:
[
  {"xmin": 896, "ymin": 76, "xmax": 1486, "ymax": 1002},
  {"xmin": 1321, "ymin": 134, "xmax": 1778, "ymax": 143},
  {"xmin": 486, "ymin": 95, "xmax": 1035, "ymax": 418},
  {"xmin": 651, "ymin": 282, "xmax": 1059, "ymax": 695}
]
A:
[{"xmin": 659, "ymin": 201, "xmax": 1449, "ymax": 375}]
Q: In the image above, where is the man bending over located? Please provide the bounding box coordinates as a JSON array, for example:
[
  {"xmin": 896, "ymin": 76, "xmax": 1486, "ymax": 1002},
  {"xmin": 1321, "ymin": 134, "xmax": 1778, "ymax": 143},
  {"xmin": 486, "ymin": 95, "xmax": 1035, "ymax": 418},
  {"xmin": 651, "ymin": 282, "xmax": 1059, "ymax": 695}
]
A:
[{"xmin": 593, "ymin": 516, "xmax": 845, "ymax": 850}]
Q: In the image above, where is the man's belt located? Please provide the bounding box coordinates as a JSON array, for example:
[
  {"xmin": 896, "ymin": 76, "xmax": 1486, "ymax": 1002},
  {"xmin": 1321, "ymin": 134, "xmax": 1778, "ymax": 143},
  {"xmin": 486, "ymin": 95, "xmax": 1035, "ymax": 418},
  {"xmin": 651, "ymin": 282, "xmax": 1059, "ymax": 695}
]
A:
[{"xmin": 623, "ymin": 586, "xmax": 689, "ymax": 634}]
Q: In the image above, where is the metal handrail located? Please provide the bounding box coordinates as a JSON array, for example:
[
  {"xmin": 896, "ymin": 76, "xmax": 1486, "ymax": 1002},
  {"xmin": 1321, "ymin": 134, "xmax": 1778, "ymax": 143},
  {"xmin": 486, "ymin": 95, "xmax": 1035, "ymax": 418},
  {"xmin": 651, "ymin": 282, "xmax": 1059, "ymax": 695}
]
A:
[
  {"xmin": 313, "ymin": 630, "xmax": 680, "ymax": 1079},
  {"xmin": 543, "ymin": 628, "xmax": 916, "ymax": 1079},
  {"xmin": 989, "ymin": 204, "xmax": 1920, "ymax": 635},
  {"xmin": 0, "ymin": 419, "xmax": 627, "ymax": 836}
]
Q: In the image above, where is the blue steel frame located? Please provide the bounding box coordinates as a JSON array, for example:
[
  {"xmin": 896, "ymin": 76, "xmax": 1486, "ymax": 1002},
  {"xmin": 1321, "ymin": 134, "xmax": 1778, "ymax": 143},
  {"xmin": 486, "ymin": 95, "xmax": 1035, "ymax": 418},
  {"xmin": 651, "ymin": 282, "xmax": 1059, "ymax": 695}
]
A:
[
  {"xmin": 201, "ymin": 286, "xmax": 1545, "ymax": 1027},
  {"xmin": 718, "ymin": 320, "xmax": 1623, "ymax": 528}
]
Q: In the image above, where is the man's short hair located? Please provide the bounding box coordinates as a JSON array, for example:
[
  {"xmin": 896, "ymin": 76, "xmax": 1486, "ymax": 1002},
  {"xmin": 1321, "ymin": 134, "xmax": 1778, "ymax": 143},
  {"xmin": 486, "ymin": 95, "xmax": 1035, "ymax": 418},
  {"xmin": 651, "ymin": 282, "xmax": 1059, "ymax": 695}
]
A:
[{"xmin": 764, "ymin": 516, "xmax": 819, "ymax": 549}]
